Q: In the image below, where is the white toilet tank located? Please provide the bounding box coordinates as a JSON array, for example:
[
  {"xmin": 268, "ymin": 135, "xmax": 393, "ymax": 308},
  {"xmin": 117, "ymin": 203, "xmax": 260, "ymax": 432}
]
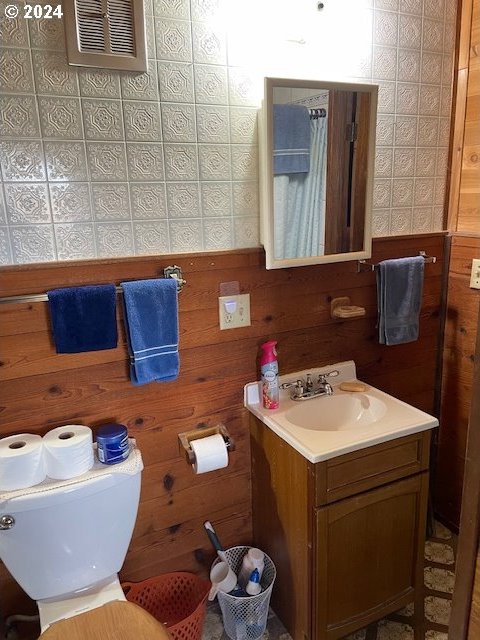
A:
[{"xmin": 0, "ymin": 448, "xmax": 143, "ymax": 601}]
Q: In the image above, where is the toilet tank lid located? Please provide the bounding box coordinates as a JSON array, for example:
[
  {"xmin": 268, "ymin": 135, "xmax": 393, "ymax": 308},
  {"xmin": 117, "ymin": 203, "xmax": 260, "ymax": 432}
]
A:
[{"xmin": 0, "ymin": 440, "xmax": 143, "ymax": 511}]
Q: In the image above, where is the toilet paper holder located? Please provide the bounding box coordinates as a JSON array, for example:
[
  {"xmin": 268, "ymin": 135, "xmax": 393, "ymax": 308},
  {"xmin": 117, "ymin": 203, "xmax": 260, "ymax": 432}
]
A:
[{"xmin": 178, "ymin": 424, "xmax": 235, "ymax": 465}]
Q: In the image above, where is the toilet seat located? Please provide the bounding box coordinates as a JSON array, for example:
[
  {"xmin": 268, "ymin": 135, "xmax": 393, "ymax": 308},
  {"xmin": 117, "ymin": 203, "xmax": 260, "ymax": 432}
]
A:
[{"xmin": 39, "ymin": 601, "xmax": 171, "ymax": 640}]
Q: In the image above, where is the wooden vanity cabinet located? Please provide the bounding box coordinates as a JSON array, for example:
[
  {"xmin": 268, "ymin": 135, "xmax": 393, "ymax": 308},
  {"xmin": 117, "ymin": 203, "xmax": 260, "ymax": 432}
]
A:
[{"xmin": 250, "ymin": 415, "xmax": 431, "ymax": 640}]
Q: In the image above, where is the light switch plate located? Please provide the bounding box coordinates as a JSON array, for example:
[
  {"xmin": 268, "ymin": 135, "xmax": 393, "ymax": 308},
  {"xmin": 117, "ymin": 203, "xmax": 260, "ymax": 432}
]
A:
[
  {"xmin": 470, "ymin": 259, "xmax": 480, "ymax": 289},
  {"xmin": 219, "ymin": 294, "xmax": 251, "ymax": 330}
]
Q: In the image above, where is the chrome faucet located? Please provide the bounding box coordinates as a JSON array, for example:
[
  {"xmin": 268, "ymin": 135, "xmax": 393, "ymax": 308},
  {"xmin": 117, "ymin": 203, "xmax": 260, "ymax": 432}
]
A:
[
  {"xmin": 279, "ymin": 379, "xmax": 305, "ymax": 399},
  {"xmin": 305, "ymin": 373, "xmax": 314, "ymax": 392},
  {"xmin": 280, "ymin": 370, "xmax": 339, "ymax": 401},
  {"xmin": 317, "ymin": 373, "xmax": 334, "ymax": 396}
]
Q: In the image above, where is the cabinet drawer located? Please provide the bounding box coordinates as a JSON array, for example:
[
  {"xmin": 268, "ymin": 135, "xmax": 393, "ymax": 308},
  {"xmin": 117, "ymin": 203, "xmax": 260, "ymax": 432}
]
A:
[{"xmin": 314, "ymin": 431, "xmax": 431, "ymax": 505}]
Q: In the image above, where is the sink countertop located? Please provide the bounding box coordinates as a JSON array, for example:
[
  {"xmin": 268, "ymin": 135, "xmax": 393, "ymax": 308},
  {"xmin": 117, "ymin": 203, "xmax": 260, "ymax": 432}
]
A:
[{"xmin": 244, "ymin": 360, "xmax": 439, "ymax": 463}]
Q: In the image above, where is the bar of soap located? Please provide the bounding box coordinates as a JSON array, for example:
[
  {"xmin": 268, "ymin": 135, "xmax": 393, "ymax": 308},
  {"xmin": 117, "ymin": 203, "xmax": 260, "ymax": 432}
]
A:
[{"xmin": 339, "ymin": 381, "xmax": 367, "ymax": 392}]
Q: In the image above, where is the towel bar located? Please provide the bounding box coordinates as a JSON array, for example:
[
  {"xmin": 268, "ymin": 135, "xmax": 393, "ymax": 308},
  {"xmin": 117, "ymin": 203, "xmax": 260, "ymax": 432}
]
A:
[
  {"xmin": 162, "ymin": 265, "xmax": 186, "ymax": 291},
  {"xmin": 357, "ymin": 251, "xmax": 437, "ymax": 273},
  {"xmin": 0, "ymin": 265, "xmax": 186, "ymax": 305}
]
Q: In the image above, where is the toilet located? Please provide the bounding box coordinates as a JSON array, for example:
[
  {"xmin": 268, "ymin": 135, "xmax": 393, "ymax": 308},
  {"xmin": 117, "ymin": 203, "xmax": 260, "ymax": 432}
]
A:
[{"xmin": 0, "ymin": 446, "xmax": 169, "ymax": 638}]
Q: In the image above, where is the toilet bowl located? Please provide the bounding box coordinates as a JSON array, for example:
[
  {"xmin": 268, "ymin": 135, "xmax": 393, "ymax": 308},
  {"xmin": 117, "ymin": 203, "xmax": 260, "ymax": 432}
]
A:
[{"xmin": 0, "ymin": 445, "xmax": 168, "ymax": 637}]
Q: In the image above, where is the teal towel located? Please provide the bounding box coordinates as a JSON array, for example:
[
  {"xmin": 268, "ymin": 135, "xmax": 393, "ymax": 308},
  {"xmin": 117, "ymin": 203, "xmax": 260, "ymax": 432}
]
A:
[
  {"xmin": 47, "ymin": 284, "xmax": 117, "ymax": 353},
  {"xmin": 121, "ymin": 278, "xmax": 179, "ymax": 386},
  {"xmin": 377, "ymin": 256, "xmax": 425, "ymax": 345}
]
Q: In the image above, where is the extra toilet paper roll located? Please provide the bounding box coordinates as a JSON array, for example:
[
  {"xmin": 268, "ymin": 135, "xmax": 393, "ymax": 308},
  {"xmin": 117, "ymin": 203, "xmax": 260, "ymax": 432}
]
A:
[
  {"xmin": 191, "ymin": 433, "xmax": 229, "ymax": 474},
  {"xmin": 0, "ymin": 434, "xmax": 46, "ymax": 491},
  {"xmin": 43, "ymin": 425, "xmax": 94, "ymax": 480}
]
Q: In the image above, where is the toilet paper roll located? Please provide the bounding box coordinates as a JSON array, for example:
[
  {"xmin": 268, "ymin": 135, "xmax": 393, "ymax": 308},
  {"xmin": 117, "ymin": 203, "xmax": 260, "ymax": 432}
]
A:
[
  {"xmin": 0, "ymin": 434, "xmax": 46, "ymax": 491},
  {"xmin": 191, "ymin": 433, "xmax": 229, "ymax": 474},
  {"xmin": 43, "ymin": 425, "xmax": 94, "ymax": 480}
]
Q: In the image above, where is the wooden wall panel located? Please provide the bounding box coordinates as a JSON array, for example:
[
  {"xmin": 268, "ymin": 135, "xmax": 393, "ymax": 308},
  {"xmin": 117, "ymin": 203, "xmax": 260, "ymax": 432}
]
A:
[
  {"xmin": 468, "ymin": 551, "xmax": 480, "ymax": 639},
  {"xmin": 435, "ymin": 235, "xmax": 480, "ymax": 530},
  {"xmin": 438, "ymin": 2, "xmax": 480, "ymax": 635},
  {"xmin": 437, "ymin": 0, "xmax": 480, "ymax": 534},
  {"xmin": 0, "ymin": 234, "xmax": 445, "ymax": 615},
  {"xmin": 457, "ymin": 0, "xmax": 480, "ymax": 233},
  {"xmin": 448, "ymin": 290, "xmax": 480, "ymax": 640}
]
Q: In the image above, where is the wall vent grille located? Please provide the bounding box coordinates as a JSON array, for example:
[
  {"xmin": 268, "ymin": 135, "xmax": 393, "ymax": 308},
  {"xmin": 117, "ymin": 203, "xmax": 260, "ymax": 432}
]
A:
[
  {"xmin": 64, "ymin": 0, "xmax": 146, "ymax": 71},
  {"xmin": 77, "ymin": 0, "xmax": 105, "ymax": 53},
  {"xmin": 108, "ymin": 0, "xmax": 135, "ymax": 55}
]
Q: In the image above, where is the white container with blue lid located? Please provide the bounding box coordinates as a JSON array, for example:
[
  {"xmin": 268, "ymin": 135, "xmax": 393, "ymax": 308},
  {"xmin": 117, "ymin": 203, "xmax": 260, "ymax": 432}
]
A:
[{"xmin": 95, "ymin": 423, "xmax": 130, "ymax": 465}]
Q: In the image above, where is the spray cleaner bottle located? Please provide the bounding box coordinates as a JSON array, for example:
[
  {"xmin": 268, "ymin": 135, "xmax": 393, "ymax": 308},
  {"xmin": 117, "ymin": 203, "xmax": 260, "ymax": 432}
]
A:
[{"xmin": 260, "ymin": 340, "xmax": 279, "ymax": 409}]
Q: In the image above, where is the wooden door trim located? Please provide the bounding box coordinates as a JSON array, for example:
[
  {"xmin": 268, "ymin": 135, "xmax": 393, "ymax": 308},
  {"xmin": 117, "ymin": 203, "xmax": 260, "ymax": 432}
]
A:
[
  {"xmin": 449, "ymin": 298, "xmax": 480, "ymax": 639},
  {"xmin": 447, "ymin": 0, "xmax": 474, "ymax": 231}
]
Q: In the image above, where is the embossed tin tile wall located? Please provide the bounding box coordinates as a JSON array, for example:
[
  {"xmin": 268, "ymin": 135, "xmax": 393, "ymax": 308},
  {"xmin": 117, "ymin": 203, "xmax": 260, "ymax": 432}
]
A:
[{"xmin": 0, "ymin": 0, "xmax": 456, "ymax": 264}]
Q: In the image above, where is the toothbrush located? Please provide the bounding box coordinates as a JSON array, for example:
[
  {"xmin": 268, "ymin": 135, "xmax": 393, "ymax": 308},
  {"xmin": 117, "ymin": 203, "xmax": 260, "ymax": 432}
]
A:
[{"xmin": 203, "ymin": 520, "xmax": 228, "ymax": 564}]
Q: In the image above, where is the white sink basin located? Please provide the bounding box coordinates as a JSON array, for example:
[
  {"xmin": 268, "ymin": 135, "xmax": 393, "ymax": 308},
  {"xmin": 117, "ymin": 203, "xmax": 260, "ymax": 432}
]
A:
[
  {"xmin": 244, "ymin": 360, "xmax": 438, "ymax": 463},
  {"xmin": 285, "ymin": 393, "xmax": 388, "ymax": 431}
]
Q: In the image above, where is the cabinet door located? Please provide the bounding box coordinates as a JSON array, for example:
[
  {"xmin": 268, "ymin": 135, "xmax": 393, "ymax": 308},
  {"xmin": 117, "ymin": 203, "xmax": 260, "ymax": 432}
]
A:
[{"xmin": 314, "ymin": 473, "xmax": 429, "ymax": 639}]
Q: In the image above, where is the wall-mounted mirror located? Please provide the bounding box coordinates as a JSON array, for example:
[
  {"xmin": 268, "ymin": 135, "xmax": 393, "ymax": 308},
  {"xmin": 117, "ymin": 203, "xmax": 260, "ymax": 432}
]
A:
[{"xmin": 259, "ymin": 77, "xmax": 378, "ymax": 269}]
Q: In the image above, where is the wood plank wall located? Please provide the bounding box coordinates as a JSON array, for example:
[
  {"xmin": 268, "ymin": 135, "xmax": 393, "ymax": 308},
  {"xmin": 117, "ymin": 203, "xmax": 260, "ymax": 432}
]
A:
[
  {"xmin": 0, "ymin": 234, "xmax": 445, "ymax": 615},
  {"xmin": 469, "ymin": 553, "xmax": 480, "ymax": 639},
  {"xmin": 435, "ymin": 235, "xmax": 480, "ymax": 529},
  {"xmin": 436, "ymin": 0, "xmax": 480, "ymax": 531},
  {"xmin": 447, "ymin": 0, "xmax": 474, "ymax": 229},
  {"xmin": 438, "ymin": 2, "xmax": 480, "ymax": 636},
  {"xmin": 456, "ymin": 0, "xmax": 480, "ymax": 232}
]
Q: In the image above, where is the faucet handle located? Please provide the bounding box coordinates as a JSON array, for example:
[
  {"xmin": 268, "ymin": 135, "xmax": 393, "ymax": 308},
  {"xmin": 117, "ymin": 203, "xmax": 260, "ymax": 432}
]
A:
[
  {"xmin": 280, "ymin": 378, "xmax": 302, "ymax": 390},
  {"xmin": 279, "ymin": 379, "xmax": 305, "ymax": 397},
  {"xmin": 318, "ymin": 369, "xmax": 340, "ymax": 383}
]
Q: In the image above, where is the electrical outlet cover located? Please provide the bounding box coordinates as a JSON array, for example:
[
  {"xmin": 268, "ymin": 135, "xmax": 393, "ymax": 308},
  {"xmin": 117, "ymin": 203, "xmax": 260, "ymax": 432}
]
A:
[
  {"xmin": 219, "ymin": 294, "xmax": 251, "ymax": 330},
  {"xmin": 470, "ymin": 259, "xmax": 480, "ymax": 289}
]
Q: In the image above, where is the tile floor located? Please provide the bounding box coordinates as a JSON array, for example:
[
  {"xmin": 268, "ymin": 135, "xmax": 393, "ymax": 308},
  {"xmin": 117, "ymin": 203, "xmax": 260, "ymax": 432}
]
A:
[
  {"xmin": 202, "ymin": 521, "xmax": 455, "ymax": 640},
  {"xmin": 2, "ymin": 523, "xmax": 455, "ymax": 639}
]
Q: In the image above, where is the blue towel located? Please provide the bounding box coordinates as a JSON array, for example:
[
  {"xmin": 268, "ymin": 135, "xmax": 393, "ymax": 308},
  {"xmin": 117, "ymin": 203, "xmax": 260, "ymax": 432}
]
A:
[
  {"xmin": 273, "ymin": 104, "xmax": 311, "ymax": 175},
  {"xmin": 47, "ymin": 284, "xmax": 117, "ymax": 353},
  {"xmin": 377, "ymin": 256, "xmax": 425, "ymax": 345},
  {"xmin": 121, "ymin": 278, "xmax": 179, "ymax": 386}
]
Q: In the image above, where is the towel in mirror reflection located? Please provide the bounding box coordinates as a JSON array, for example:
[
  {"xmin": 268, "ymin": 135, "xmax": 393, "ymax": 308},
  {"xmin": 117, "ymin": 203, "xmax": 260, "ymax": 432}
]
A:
[{"xmin": 274, "ymin": 116, "xmax": 328, "ymax": 259}]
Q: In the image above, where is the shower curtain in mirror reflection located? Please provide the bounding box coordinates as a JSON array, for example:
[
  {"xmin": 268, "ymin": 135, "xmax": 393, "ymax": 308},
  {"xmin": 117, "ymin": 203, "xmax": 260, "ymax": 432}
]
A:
[{"xmin": 274, "ymin": 116, "xmax": 327, "ymax": 260}]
